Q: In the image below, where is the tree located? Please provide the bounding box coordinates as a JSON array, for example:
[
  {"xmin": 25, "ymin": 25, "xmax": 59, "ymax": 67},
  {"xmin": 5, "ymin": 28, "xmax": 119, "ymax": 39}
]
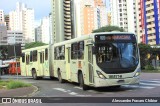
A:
[
  {"xmin": 0, "ymin": 45, "xmax": 8, "ymax": 60},
  {"xmin": 25, "ymin": 42, "xmax": 47, "ymax": 49},
  {"xmin": 92, "ymin": 25, "xmax": 125, "ymax": 33}
]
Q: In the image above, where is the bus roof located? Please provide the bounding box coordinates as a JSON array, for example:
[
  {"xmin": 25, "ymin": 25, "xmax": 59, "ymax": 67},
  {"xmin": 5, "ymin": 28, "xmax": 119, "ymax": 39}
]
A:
[
  {"xmin": 22, "ymin": 45, "xmax": 49, "ymax": 53},
  {"xmin": 54, "ymin": 32, "xmax": 136, "ymax": 47}
]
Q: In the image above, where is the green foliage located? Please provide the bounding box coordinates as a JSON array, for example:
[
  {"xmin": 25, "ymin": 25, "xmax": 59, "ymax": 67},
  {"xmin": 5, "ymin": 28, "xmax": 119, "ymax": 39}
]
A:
[
  {"xmin": 6, "ymin": 80, "xmax": 31, "ymax": 89},
  {"xmin": 138, "ymin": 43, "xmax": 152, "ymax": 69},
  {"xmin": 92, "ymin": 25, "xmax": 125, "ymax": 33},
  {"xmin": 25, "ymin": 42, "xmax": 47, "ymax": 49},
  {"xmin": 144, "ymin": 65, "xmax": 155, "ymax": 70},
  {"xmin": 0, "ymin": 45, "xmax": 8, "ymax": 59},
  {"xmin": 138, "ymin": 43, "xmax": 160, "ymax": 70},
  {"xmin": 0, "ymin": 80, "xmax": 31, "ymax": 89}
]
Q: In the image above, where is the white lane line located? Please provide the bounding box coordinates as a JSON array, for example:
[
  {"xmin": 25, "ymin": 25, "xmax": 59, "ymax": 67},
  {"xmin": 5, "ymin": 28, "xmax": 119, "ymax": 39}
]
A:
[
  {"xmin": 140, "ymin": 82, "xmax": 160, "ymax": 86},
  {"xmin": 69, "ymin": 92, "xmax": 78, "ymax": 95},
  {"xmin": 53, "ymin": 88, "xmax": 68, "ymax": 92},
  {"xmin": 123, "ymin": 85, "xmax": 154, "ymax": 89},
  {"xmin": 74, "ymin": 86, "xmax": 82, "ymax": 90},
  {"xmin": 140, "ymin": 80, "xmax": 160, "ymax": 83},
  {"xmin": 53, "ymin": 87, "xmax": 92, "ymax": 97}
]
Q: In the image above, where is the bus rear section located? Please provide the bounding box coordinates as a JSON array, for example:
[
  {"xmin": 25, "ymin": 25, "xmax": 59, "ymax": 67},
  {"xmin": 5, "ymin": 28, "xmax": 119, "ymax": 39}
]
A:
[{"xmin": 20, "ymin": 45, "xmax": 51, "ymax": 79}]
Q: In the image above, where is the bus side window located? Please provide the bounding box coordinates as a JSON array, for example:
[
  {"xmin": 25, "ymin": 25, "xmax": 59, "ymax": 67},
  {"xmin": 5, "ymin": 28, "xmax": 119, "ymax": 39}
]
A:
[
  {"xmin": 78, "ymin": 41, "xmax": 84, "ymax": 59},
  {"xmin": 33, "ymin": 50, "xmax": 37, "ymax": 61},
  {"xmin": 71, "ymin": 43, "xmax": 78, "ymax": 59},
  {"xmin": 60, "ymin": 46, "xmax": 65, "ymax": 60},
  {"xmin": 30, "ymin": 51, "xmax": 33, "ymax": 62},
  {"xmin": 45, "ymin": 48, "xmax": 48, "ymax": 60},
  {"xmin": 26, "ymin": 55, "xmax": 30, "ymax": 65},
  {"xmin": 54, "ymin": 48, "xmax": 57, "ymax": 60},
  {"xmin": 22, "ymin": 53, "xmax": 25, "ymax": 63},
  {"xmin": 40, "ymin": 52, "xmax": 43, "ymax": 63}
]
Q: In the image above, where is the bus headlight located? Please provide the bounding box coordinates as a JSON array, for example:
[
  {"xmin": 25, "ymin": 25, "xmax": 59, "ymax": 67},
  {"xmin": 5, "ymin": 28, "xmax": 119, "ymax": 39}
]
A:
[
  {"xmin": 134, "ymin": 68, "xmax": 141, "ymax": 77},
  {"xmin": 96, "ymin": 71, "xmax": 107, "ymax": 79}
]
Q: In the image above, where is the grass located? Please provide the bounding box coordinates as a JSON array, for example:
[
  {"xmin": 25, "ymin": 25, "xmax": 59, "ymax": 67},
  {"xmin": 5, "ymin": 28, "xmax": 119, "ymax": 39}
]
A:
[
  {"xmin": 142, "ymin": 69, "xmax": 160, "ymax": 73},
  {"xmin": 0, "ymin": 80, "xmax": 31, "ymax": 89}
]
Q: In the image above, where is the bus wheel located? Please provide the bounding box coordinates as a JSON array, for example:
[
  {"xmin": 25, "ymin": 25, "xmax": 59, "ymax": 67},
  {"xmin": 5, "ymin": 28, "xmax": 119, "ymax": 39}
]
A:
[
  {"xmin": 78, "ymin": 72, "xmax": 88, "ymax": 90},
  {"xmin": 32, "ymin": 71, "xmax": 38, "ymax": 80},
  {"xmin": 58, "ymin": 70, "xmax": 64, "ymax": 83}
]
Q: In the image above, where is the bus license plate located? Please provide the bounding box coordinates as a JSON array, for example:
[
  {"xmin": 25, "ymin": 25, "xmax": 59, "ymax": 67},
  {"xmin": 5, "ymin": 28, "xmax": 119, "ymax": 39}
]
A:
[{"xmin": 109, "ymin": 75, "xmax": 122, "ymax": 79}]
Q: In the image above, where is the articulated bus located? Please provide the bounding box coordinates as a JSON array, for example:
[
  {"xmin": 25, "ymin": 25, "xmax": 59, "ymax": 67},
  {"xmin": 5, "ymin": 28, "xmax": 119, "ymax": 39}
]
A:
[{"xmin": 20, "ymin": 32, "xmax": 141, "ymax": 90}]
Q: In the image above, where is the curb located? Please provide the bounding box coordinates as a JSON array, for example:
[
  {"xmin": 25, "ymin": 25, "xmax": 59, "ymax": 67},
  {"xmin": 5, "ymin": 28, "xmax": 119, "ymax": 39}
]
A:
[{"xmin": 22, "ymin": 85, "xmax": 39, "ymax": 97}]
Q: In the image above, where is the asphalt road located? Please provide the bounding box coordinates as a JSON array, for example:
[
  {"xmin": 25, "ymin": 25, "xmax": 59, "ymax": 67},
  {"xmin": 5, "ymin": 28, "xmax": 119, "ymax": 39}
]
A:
[{"xmin": 1, "ymin": 73, "xmax": 160, "ymax": 106}]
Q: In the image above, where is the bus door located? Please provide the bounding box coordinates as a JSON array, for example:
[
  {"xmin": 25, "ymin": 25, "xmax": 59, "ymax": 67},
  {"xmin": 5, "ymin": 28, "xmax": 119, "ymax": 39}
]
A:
[
  {"xmin": 66, "ymin": 47, "xmax": 71, "ymax": 80},
  {"xmin": 88, "ymin": 45, "xmax": 94, "ymax": 84},
  {"xmin": 39, "ymin": 52, "xmax": 44, "ymax": 76},
  {"xmin": 25, "ymin": 54, "xmax": 30, "ymax": 76}
]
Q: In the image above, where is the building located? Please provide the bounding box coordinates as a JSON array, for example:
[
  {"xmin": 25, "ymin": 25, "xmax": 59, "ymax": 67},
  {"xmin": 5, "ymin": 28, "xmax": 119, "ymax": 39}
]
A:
[
  {"xmin": 9, "ymin": 2, "xmax": 35, "ymax": 43},
  {"xmin": 41, "ymin": 16, "xmax": 50, "ymax": 44},
  {"xmin": 137, "ymin": 0, "xmax": 160, "ymax": 45},
  {"xmin": 35, "ymin": 14, "xmax": 53, "ymax": 44},
  {"xmin": 83, "ymin": 5, "xmax": 95, "ymax": 35},
  {"xmin": 4, "ymin": 15, "xmax": 10, "ymax": 30},
  {"xmin": 0, "ymin": 9, "xmax": 5, "ymax": 22},
  {"xmin": 110, "ymin": 0, "xmax": 137, "ymax": 33},
  {"xmin": 0, "ymin": 23, "xmax": 7, "ymax": 45},
  {"xmin": 7, "ymin": 30, "xmax": 25, "ymax": 44},
  {"xmin": 52, "ymin": 0, "xmax": 64, "ymax": 43},
  {"xmin": 49, "ymin": 13, "xmax": 53, "ymax": 44},
  {"xmin": 51, "ymin": 0, "xmax": 108, "ymax": 43},
  {"xmin": 35, "ymin": 26, "xmax": 42, "ymax": 42}
]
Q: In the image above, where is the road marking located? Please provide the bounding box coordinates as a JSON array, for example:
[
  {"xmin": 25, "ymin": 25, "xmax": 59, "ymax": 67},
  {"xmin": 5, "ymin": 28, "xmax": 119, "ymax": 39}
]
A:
[
  {"xmin": 141, "ymin": 80, "xmax": 160, "ymax": 83},
  {"xmin": 69, "ymin": 92, "xmax": 78, "ymax": 95},
  {"xmin": 122, "ymin": 85, "xmax": 154, "ymax": 89},
  {"xmin": 53, "ymin": 87, "xmax": 91, "ymax": 97},
  {"xmin": 53, "ymin": 88, "xmax": 68, "ymax": 92},
  {"xmin": 140, "ymin": 82, "xmax": 160, "ymax": 86},
  {"xmin": 74, "ymin": 86, "xmax": 82, "ymax": 90}
]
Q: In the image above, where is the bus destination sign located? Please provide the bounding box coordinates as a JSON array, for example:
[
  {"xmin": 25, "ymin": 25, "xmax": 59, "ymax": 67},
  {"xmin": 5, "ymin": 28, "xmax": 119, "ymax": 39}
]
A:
[{"xmin": 95, "ymin": 34, "xmax": 135, "ymax": 42}]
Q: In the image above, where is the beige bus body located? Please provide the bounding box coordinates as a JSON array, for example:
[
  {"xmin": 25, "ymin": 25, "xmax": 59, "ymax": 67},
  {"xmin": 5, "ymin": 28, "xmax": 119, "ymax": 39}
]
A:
[{"xmin": 20, "ymin": 45, "xmax": 53, "ymax": 79}]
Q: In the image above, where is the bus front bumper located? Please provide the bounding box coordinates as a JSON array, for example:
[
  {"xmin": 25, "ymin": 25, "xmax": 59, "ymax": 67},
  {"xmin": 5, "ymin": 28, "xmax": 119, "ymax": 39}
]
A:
[{"xmin": 94, "ymin": 76, "xmax": 140, "ymax": 87}]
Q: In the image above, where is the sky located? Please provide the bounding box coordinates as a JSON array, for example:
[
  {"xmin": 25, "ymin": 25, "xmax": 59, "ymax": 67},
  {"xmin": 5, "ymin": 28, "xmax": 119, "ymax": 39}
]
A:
[{"xmin": 0, "ymin": 0, "xmax": 51, "ymax": 20}]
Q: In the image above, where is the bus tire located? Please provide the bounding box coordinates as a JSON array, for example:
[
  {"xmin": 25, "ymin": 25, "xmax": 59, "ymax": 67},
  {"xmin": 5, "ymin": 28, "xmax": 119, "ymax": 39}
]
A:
[
  {"xmin": 32, "ymin": 71, "xmax": 38, "ymax": 80},
  {"xmin": 78, "ymin": 72, "xmax": 88, "ymax": 90},
  {"xmin": 58, "ymin": 70, "xmax": 64, "ymax": 83}
]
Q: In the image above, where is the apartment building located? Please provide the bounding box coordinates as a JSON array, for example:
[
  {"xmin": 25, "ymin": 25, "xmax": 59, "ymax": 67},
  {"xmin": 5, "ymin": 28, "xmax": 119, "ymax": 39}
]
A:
[
  {"xmin": 110, "ymin": 0, "xmax": 137, "ymax": 33},
  {"xmin": 4, "ymin": 15, "xmax": 10, "ymax": 30},
  {"xmin": 7, "ymin": 30, "xmax": 25, "ymax": 44},
  {"xmin": 0, "ymin": 23, "xmax": 7, "ymax": 45},
  {"xmin": 137, "ymin": 0, "xmax": 160, "ymax": 45},
  {"xmin": 51, "ymin": 0, "xmax": 107, "ymax": 43},
  {"xmin": 9, "ymin": 2, "xmax": 35, "ymax": 43}
]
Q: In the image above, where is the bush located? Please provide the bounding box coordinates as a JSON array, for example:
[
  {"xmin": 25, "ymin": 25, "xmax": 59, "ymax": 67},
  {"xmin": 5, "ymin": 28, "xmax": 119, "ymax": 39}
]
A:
[
  {"xmin": 6, "ymin": 80, "xmax": 31, "ymax": 89},
  {"xmin": 145, "ymin": 65, "xmax": 155, "ymax": 70}
]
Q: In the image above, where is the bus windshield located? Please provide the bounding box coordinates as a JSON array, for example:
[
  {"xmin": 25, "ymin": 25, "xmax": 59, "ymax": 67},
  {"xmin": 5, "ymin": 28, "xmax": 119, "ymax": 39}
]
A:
[{"xmin": 95, "ymin": 34, "xmax": 139, "ymax": 73}]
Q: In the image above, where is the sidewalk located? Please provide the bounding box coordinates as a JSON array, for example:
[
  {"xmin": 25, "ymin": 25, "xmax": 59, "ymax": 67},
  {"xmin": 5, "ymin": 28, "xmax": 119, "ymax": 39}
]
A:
[{"xmin": 0, "ymin": 85, "xmax": 38, "ymax": 97}]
